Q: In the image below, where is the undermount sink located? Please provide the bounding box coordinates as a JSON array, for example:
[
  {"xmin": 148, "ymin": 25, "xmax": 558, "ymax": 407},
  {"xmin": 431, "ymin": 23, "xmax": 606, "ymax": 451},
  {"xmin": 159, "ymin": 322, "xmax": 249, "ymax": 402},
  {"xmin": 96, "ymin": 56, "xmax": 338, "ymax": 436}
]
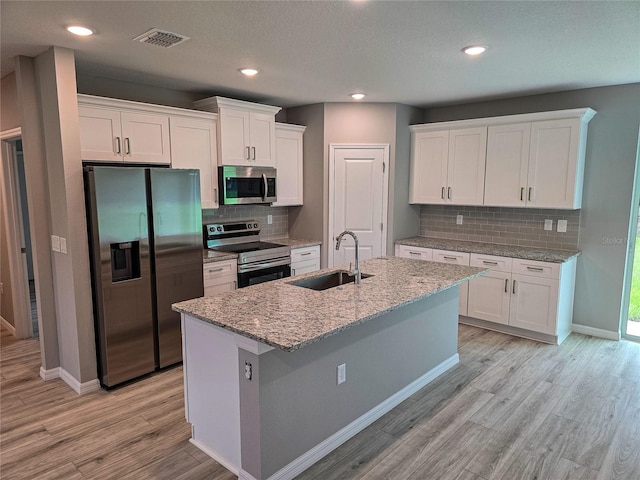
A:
[{"xmin": 288, "ymin": 270, "xmax": 373, "ymax": 291}]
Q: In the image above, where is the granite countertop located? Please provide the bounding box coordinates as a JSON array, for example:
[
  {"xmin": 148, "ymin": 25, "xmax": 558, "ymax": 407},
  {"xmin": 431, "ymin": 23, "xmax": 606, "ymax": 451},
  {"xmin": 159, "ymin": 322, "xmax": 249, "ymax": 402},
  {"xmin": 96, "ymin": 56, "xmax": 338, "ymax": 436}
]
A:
[
  {"xmin": 270, "ymin": 238, "xmax": 322, "ymax": 248},
  {"xmin": 203, "ymin": 250, "xmax": 238, "ymax": 263},
  {"xmin": 395, "ymin": 237, "xmax": 579, "ymax": 263},
  {"xmin": 173, "ymin": 256, "xmax": 486, "ymax": 352}
]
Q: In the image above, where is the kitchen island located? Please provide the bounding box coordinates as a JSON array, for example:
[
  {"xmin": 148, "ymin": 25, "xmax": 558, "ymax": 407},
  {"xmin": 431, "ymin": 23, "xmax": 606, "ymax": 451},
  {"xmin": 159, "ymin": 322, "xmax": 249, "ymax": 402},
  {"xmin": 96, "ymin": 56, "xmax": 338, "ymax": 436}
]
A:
[{"xmin": 172, "ymin": 256, "xmax": 485, "ymax": 480}]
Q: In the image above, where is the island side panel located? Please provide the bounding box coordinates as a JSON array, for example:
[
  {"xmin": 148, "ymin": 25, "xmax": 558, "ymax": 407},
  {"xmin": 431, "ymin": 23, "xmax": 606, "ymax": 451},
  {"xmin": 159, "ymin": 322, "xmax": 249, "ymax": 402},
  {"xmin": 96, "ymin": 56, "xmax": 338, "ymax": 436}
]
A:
[
  {"xmin": 182, "ymin": 314, "xmax": 242, "ymax": 473},
  {"xmin": 239, "ymin": 286, "xmax": 459, "ymax": 479}
]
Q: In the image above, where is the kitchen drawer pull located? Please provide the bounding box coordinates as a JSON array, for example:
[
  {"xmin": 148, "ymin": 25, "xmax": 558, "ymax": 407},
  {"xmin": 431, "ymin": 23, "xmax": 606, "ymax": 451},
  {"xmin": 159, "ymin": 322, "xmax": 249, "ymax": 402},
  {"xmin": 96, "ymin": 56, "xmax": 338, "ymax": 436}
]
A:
[
  {"xmin": 526, "ymin": 266, "xmax": 544, "ymax": 272},
  {"xmin": 301, "ymin": 252, "xmax": 312, "ymax": 256},
  {"xmin": 520, "ymin": 187, "xmax": 524, "ymax": 201},
  {"xmin": 441, "ymin": 187, "xmax": 445, "ymax": 199},
  {"xmin": 208, "ymin": 267, "xmax": 224, "ymax": 273},
  {"xmin": 513, "ymin": 280, "xmax": 517, "ymax": 294},
  {"xmin": 505, "ymin": 279, "xmax": 509, "ymax": 293},
  {"xmin": 124, "ymin": 137, "xmax": 131, "ymax": 155},
  {"xmin": 482, "ymin": 260, "xmax": 498, "ymax": 265},
  {"xmin": 443, "ymin": 256, "xmax": 457, "ymax": 260},
  {"xmin": 409, "ymin": 251, "xmax": 421, "ymax": 256},
  {"xmin": 252, "ymin": 146, "xmax": 256, "ymax": 160},
  {"xmin": 447, "ymin": 187, "xmax": 452, "ymax": 199},
  {"xmin": 115, "ymin": 137, "xmax": 121, "ymax": 154},
  {"xmin": 528, "ymin": 187, "xmax": 533, "ymax": 201}
]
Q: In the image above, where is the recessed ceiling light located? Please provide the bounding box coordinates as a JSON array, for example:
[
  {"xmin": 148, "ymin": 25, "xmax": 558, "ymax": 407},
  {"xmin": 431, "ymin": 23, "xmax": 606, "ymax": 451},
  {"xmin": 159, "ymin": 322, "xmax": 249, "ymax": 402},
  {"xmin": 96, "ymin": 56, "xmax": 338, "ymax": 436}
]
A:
[
  {"xmin": 66, "ymin": 25, "xmax": 95, "ymax": 36},
  {"xmin": 240, "ymin": 68, "xmax": 259, "ymax": 77},
  {"xmin": 351, "ymin": 93, "xmax": 365, "ymax": 100},
  {"xmin": 462, "ymin": 45, "xmax": 487, "ymax": 56}
]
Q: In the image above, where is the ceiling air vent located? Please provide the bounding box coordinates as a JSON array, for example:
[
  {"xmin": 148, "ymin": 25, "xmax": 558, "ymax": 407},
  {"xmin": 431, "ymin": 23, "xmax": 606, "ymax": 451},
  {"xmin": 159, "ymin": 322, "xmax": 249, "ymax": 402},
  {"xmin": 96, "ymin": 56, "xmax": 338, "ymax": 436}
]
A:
[{"xmin": 133, "ymin": 28, "xmax": 190, "ymax": 48}]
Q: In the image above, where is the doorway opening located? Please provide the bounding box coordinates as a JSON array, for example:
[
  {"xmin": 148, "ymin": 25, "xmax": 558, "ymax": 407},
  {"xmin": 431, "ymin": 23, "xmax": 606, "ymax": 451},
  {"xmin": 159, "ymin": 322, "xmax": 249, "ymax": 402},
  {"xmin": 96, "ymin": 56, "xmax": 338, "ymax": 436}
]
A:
[
  {"xmin": 625, "ymin": 204, "xmax": 640, "ymax": 339},
  {"xmin": 1, "ymin": 132, "xmax": 37, "ymax": 338}
]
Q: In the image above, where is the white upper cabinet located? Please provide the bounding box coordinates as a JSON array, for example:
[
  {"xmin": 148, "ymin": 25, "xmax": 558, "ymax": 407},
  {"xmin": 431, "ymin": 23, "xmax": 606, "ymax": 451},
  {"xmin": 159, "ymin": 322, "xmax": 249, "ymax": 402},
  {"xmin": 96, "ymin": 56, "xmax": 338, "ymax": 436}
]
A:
[
  {"xmin": 484, "ymin": 123, "xmax": 531, "ymax": 207},
  {"xmin": 410, "ymin": 126, "xmax": 487, "ymax": 205},
  {"xmin": 411, "ymin": 108, "xmax": 595, "ymax": 210},
  {"xmin": 170, "ymin": 114, "xmax": 218, "ymax": 209},
  {"xmin": 193, "ymin": 96, "xmax": 281, "ymax": 167},
  {"xmin": 527, "ymin": 118, "xmax": 582, "ymax": 209},
  {"xmin": 273, "ymin": 123, "xmax": 306, "ymax": 206},
  {"xmin": 78, "ymin": 96, "xmax": 171, "ymax": 164}
]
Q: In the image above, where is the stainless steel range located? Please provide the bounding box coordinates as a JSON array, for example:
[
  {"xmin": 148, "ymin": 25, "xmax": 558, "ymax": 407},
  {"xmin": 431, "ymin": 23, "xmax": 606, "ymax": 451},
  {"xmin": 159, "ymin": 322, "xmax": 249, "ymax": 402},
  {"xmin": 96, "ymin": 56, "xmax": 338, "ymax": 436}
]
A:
[{"xmin": 204, "ymin": 220, "xmax": 291, "ymax": 288}]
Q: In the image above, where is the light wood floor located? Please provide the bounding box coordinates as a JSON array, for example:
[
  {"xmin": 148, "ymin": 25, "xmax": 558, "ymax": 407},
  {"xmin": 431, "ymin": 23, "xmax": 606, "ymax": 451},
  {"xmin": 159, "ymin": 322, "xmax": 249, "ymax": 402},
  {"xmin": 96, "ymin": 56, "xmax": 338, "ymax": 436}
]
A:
[{"xmin": 1, "ymin": 324, "xmax": 639, "ymax": 480}]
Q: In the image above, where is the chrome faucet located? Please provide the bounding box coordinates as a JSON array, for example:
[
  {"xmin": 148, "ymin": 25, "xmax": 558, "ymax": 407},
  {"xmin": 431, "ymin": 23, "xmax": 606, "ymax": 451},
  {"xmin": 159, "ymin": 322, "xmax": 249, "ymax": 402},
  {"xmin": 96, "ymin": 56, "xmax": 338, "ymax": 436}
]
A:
[{"xmin": 335, "ymin": 230, "xmax": 361, "ymax": 285}]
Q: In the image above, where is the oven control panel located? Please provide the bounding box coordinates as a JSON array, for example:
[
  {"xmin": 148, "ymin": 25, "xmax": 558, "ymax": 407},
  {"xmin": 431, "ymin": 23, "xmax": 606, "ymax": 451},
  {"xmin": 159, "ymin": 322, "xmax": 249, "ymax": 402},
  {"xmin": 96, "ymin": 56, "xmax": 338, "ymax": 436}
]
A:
[{"xmin": 205, "ymin": 220, "xmax": 261, "ymax": 238}]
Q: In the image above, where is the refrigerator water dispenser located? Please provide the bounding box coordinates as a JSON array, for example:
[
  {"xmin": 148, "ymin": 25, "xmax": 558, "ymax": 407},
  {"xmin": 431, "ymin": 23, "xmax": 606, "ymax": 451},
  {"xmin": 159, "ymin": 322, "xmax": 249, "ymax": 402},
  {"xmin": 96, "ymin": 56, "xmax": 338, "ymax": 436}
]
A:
[{"xmin": 110, "ymin": 241, "xmax": 140, "ymax": 282}]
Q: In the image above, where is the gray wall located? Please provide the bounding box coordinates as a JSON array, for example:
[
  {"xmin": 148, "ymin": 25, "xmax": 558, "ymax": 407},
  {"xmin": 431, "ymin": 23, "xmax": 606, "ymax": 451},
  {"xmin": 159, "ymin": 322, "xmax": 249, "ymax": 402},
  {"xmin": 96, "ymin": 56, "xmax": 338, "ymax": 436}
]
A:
[
  {"xmin": 424, "ymin": 83, "xmax": 640, "ymax": 334},
  {"xmin": 391, "ymin": 104, "xmax": 422, "ymax": 250},
  {"xmin": 239, "ymin": 287, "xmax": 459, "ymax": 479},
  {"xmin": 1, "ymin": 72, "xmax": 20, "ymax": 131},
  {"xmin": 286, "ymin": 104, "xmax": 326, "ymax": 260}
]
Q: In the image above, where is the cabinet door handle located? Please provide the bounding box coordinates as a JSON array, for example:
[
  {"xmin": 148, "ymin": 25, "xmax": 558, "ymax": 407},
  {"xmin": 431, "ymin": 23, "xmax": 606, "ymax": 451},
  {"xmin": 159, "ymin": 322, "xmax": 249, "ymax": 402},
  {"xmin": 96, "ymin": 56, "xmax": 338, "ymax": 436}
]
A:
[
  {"xmin": 505, "ymin": 279, "xmax": 509, "ymax": 293},
  {"xmin": 291, "ymin": 269, "xmax": 296, "ymax": 276},
  {"xmin": 441, "ymin": 187, "xmax": 445, "ymax": 199},
  {"xmin": 233, "ymin": 280, "xmax": 237, "ymax": 289},
  {"xmin": 115, "ymin": 137, "xmax": 121, "ymax": 154},
  {"xmin": 513, "ymin": 280, "xmax": 517, "ymax": 294},
  {"xmin": 252, "ymin": 146, "xmax": 256, "ymax": 160},
  {"xmin": 528, "ymin": 187, "xmax": 533, "ymax": 201},
  {"xmin": 246, "ymin": 146, "xmax": 251, "ymax": 160},
  {"xmin": 483, "ymin": 260, "xmax": 498, "ymax": 265},
  {"xmin": 214, "ymin": 188, "xmax": 218, "ymax": 205},
  {"xmin": 526, "ymin": 266, "xmax": 544, "ymax": 272},
  {"xmin": 124, "ymin": 137, "xmax": 131, "ymax": 155},
  {"xmin": 208, "ymin": 267, "xmax": 224, "ymax": 273},
  {"xmin": 520, "ymin": 187, "xmax": 524, "ymax": 201},
  {"xmin": 448, "ymin": 187, "xmax": 452, "ymax": 199}
]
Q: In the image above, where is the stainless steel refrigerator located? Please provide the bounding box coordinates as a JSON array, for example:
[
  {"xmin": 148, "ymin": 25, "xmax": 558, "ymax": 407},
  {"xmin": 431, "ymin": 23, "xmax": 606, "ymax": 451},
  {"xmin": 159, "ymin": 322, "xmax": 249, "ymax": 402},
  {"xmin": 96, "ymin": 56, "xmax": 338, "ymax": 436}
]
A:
[{"xmin": 84, "ymin": 166, "xmax": 203, "ymax": 388}]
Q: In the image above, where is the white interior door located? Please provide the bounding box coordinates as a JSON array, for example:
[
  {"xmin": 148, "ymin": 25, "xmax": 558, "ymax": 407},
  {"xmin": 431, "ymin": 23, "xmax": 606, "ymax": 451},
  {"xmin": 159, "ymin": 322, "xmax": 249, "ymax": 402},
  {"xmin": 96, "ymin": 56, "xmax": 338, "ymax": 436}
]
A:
[{"xmin": 330, "ymin": 145, "xmax": 388, "ymax": 268}]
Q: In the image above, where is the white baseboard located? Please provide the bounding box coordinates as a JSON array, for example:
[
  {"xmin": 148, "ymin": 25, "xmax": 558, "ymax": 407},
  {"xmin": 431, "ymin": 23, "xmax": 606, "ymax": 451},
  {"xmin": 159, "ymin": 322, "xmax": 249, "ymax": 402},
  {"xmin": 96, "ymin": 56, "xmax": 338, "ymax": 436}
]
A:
[
  {"xmin": 40, "ymin": 366, "xmax": 60, "ymax": 381},
  {"xmin": 239, "ymin": 353, "xmax": 459, "ymax": 480},
  {"xmin": 190, "ymin": 438, "xmax": 240, "ymax": 476},
  {"xmin": 1, "ymin": 315, "xmax": 16, "ymax": 336},
  {"xmin": 40, "ymin": 366, "xmax": 100, "ymax": 395},
  {"xmin": 571, "ymin": 323, "xmax": 620, "ymax": 341}
]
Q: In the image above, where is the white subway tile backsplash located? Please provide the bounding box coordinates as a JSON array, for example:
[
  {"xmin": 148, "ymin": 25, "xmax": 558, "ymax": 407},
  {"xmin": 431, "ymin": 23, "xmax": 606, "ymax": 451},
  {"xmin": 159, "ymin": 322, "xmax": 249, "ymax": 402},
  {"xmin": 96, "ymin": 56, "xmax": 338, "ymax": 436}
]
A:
[{"xmin": 202, "ymin": 205, "xmax": 289, "ymax": 239}]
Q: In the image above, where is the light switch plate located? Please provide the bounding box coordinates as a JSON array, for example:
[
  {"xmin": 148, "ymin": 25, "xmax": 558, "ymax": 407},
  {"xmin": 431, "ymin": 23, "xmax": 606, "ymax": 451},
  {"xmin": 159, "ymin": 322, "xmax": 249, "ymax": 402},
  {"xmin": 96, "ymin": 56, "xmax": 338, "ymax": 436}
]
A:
[
  {"xmin": 557, "ymin": 220, "xmax": 568, "ymax": 233},
  {"xmin": 544, "ymin": 219, "xmax": 553, "ymax": 231},
  {"xmin": 51, "ymin": 235, "xmax": 60, "ymax": 252},
  {"xmin": 456, "ymin": 215, "xmax": 463, "ymax": 225},
  {"xmin": 60, "ymin": 237, "xmax": 67, "ymax": 254},
  {"xmin": 337, "ymin": 363, "xmax": 346, "ymax": 385}
]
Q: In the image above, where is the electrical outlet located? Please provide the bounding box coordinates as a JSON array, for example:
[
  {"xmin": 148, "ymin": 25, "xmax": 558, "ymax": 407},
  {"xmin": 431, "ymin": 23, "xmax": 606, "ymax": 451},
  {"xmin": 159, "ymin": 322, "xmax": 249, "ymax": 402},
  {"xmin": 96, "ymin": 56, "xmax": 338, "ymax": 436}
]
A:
[
  {"xmin": 267, "ymin": 214, "xmax": 273, "ymax": 225},
  {"xmin": 544, "ymin": 219, "xmax": 553, "ymax": 231},
  {"xmin": 337, "ymin": 363, "xmax": 346, "ymax": 385},
  {"xmin": 557, "ymin": 220, "xmax": 568, "ymax": 233},
  {"xmin": 51, "ymin": 235, "xmax": 60, "ymax": 252},
  {"xmin": 456, "ymin": 215, "xmax": 463, "ymax": 225},
  {"xmin": 60, "ymin": 237, "xmax": 67, "ymax": 254},
  {"xmin": 0, "ymin": 282, "xmax": 3, "ymax": 295}
]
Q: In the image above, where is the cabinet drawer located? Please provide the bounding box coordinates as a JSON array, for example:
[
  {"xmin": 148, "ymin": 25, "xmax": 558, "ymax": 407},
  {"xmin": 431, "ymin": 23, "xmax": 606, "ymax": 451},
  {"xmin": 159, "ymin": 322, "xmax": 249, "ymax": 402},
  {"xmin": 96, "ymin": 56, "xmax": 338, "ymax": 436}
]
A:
[
  {"xmin": 432, "ymin": 249, "xmax": 470, "ymax": 265},
  {"xmin": 291, "ymin": 245, "xmax": 320, "ymax": 263},
  {"xmin": 203, "ymin": 261, "xmax": 237, "ymax": 286},
  {"xmin": 395, "ymin": 244, "xmax": 433, "ymax": 261},
  {"xmin": 511, "ymin": 259, "xmax": 560, "ymax": 279},
  {"xmin": 470, "ymin": 253, "xmax": 512, "ymax": 273}
]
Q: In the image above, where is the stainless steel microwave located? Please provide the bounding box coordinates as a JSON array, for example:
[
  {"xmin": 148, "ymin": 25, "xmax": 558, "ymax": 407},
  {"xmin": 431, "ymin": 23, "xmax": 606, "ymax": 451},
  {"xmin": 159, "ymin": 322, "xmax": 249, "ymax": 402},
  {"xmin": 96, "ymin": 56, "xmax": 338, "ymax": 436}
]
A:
[{"xmin": 218, "ymin": 166, "xmax": 277, "ymax": 205}]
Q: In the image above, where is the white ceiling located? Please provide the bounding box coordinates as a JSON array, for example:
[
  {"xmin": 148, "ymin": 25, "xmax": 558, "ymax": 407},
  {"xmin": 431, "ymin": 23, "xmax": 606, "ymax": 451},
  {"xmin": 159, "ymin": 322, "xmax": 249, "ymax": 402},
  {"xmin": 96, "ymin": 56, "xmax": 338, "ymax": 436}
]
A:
[{"xmin": 2, "ymin": 1, "xmax": 639, "ymax": 108}]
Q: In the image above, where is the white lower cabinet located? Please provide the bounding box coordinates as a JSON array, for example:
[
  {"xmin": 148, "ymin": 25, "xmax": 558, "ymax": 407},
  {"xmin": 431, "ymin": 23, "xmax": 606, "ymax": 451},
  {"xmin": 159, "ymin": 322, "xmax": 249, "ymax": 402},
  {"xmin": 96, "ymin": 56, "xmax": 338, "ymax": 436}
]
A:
[
  {"xmin": 432, "ymin": 249, "xmax": 470, "ymax": 316},
  {"xmin": 394, "ymin": 245, "xmax": 468, "ymax": 315},
  {"xmin": 203, "ymin": 260, "xmax": 237, "ymax": 295},
  {"xmin": 468, "ymin": 253, "xmax": 573, "ymax": 342},
  {"xmin": 291, "ymin": 245, "xmax": 320, "ymax": 276}
]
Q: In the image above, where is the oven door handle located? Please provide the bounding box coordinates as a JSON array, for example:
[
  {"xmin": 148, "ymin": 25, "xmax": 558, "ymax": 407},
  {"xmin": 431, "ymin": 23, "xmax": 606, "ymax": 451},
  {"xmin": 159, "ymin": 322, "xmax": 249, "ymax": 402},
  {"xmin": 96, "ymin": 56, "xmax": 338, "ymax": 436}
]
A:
[
  {"xmin": 261, "ymin": 173, "xmax": 268, "ymax": 201},
  {"xmin": 238, "ymin": 257, "xmax": 291, "ymax": 273}
]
